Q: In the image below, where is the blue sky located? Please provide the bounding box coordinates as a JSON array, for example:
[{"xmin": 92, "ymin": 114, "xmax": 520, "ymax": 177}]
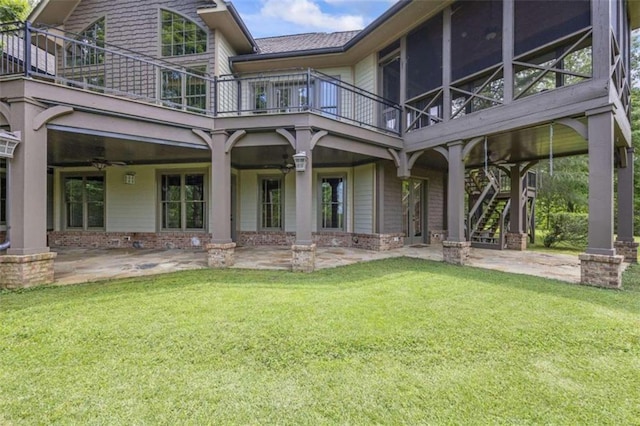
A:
[{"xmin": 231, "ymin": 0, "xmax": 398, "ymax": 39}]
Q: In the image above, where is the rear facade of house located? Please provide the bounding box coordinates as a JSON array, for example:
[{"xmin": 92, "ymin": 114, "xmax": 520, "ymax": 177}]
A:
[{"xmin": 0, "ymin": 0, "xmax": 637, "ymax": 288}]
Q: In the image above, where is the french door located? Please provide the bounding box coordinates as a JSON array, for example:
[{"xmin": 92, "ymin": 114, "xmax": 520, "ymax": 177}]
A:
[{"xmin": 403, "ymin": 179, "xmax": 427, "ymax": 245}]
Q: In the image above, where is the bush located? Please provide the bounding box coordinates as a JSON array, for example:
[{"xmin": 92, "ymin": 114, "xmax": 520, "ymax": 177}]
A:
[{"xmin": 543, "ymin": 213, "xmax": 588, "ymax": 248}]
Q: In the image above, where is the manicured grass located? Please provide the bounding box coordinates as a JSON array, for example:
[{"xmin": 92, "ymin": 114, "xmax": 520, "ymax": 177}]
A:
[{"xmin": 1, "ymin": 259, "xmax": 639, "ymax": 424}]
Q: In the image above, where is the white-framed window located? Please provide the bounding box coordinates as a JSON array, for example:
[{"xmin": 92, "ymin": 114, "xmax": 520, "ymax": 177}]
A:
[
  {"xmin": 160, "ymin": 10, "xmax": 207, "ymax": 57},
  {"xmin": 160, "ymin": 65, "xmax": 207, "ymax": 112},
  {"xmin": 0, "ymin": 158, "xmax": 6, "ymax": 227},
  {"xmin": 63, "ymin": 174, "xmax": 105, "ymax": 230},
  {"xmin": 159, "ymin": 172, "xmax": 207, "ymax": 231},
  {"xmin": 259, "ymin": 176, "xmax": 283, "ymax": 230},
  {"xmin": 318, "ymin": 175, "xmax": 345, "ymax": 231}
]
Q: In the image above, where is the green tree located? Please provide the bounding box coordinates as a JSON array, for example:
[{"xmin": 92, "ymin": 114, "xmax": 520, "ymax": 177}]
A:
[
  {"xmin": 0, "ymin": 0, "xmax": 30, "ymax": 22},
  {"xmin": 536, "ymin": 156, "xmax": 589, "ymax": 229}
]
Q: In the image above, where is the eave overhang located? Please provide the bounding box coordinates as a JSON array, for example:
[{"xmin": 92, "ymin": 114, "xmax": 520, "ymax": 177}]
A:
[
  {"xmin": 198, "ymin": 1, "xmax": 257, "ymax": 54},
  {"xmin": 28, "ymin": 0, "xmax": 81, "ymax": 26}
]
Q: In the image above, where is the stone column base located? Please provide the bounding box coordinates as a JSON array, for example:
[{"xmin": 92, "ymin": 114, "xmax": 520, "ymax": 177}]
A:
[
  {"xmin": 614, "ymin": 240, "xmax": 638, "ymax": 264},
  {"xmin": 579, "ymin": 253, "xmax": 624, "ymax": 289},
  {"xmin": 442, "ymin": 241, "xmax": 471, "ymax": 265},
  {"xmin": 0, "ymin": 252, "xmax": 57, "ymax": 289},
  {"xmin": 506, "ymin": 232, "xmax": 527, "ymax": 251},
  {"xmin": 292, "ymin": 244, "xmax": 316, "ymax": 273},
  {"xmin": 206, "ymin": 243, "xmax": 236, "ymax": 268}
]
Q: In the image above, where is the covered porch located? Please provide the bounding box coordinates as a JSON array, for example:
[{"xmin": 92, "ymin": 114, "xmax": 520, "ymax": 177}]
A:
[{"xmin": 49, "ymin": 244, "xmax": 592, "ymax": 287}]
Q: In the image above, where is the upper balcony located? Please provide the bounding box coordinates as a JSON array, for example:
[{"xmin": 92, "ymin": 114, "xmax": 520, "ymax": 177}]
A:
[{"xmin": 0, "ymin": 23, "xmax": 401, "ymax": 136}]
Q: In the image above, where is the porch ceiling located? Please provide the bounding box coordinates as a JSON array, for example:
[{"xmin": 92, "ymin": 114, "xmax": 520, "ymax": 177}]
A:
[
  {"xmin": 47, "ymin": 129, "xmax": 210, "ymax": 168},
  {"xmin": 231, "ymin": 145, "xmax": 376, "ymax": 170},
  {"xmin": 463, "ymin": 120, "xmax": 590, "ymax": 169},
  {"xmin": 47, "ymin": 129, "xmax": 378, "ymax": 170}
]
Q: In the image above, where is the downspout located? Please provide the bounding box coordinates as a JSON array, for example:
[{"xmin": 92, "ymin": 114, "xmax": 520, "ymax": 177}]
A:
[{"xmin": 0, "ymin": 161, "xmax": 11, "ymax": 251}]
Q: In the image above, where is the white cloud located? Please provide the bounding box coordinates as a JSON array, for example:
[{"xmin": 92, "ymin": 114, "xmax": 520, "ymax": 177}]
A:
[{"xmin": 259, "ymin": 0, "xmax": 365, "ymax": 32}]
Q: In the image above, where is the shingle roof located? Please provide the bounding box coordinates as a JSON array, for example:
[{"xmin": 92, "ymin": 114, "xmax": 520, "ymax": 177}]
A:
[{"xmin": 255, "ymin": 30, "xmax": 361, "ymax": 54}]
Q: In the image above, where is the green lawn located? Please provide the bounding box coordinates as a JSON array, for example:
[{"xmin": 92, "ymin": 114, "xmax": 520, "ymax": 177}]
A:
[{"xmin": 1, "ymin": 259, "xmax": 639, "ymax": 424}]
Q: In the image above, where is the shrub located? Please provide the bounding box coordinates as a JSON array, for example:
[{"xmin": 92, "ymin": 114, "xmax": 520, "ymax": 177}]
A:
[{"xmin": 543, "ymin": 212, "xmax": 588, "ymax": 248}]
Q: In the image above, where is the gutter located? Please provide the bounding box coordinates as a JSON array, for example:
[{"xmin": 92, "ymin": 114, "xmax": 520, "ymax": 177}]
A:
[{"xmin": 230, "ymin": 0, "xmax": 412, "ymax": 64}]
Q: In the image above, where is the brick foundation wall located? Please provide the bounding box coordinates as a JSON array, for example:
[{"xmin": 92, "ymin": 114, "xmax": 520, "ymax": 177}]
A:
[
  {"xmin": 47, "ymin": 231, "xmax": 406, "ymax": 252},
  {"xmin": 48, "ymin": 231, "xmax": 212, "ymax": 250},
  {"xmin": 206, "ymin": 243, "xmax": 236, "ymax": 268},
  {"xmin": 292, "ymin": 244, "xmax": 316, "ymax": 273},
  {"xmin": 443, "ymin": 241, "xmax": 471, "ymax": 265},
  {"xmin": 579, "ymin": 253, "xmax": 624, "ymax": 289},
  {"xmin": 614, "ymin": 240, "xmax": 638, "ymax": 263},
  {"xmin": 0, "ymin": 252, "xmax": 57, "ymax": 289},
  {"xmin": 506, "ymin": 233, "xmax": 527, "ymax": 251},
  {"xmin": 238, "ymin": 231, "xmax": 404, "ymax": 251}
]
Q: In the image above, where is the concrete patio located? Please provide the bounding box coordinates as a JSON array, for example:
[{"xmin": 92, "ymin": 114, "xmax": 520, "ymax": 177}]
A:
[{"xmin": 51, "ymin": 244, "xmax": 597, "ymax": 286}]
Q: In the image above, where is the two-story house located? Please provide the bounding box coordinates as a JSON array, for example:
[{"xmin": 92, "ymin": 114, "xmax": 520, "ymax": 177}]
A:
[{"xmin": 0, "ymin": 0, "xmax": 637, "ymax": 288}]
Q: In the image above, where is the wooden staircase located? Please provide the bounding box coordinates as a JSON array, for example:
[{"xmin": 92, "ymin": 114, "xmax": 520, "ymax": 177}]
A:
[{"xmin": 465, "ymin": 168, "xmax": 536, "ymax": 250}]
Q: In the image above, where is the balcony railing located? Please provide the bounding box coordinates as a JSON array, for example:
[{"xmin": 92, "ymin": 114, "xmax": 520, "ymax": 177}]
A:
[
  {"xmin": 0, "ymin": 23, "xmax": 401, "ymax": 136},
  {"xmin": 217, "ymin": 69, "xmax": 400, "ymax": 134}
]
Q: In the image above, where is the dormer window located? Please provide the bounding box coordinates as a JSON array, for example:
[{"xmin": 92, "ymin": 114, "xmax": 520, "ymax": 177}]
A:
[{"xmin": 161, "ymin": 10, "xmax": 207, "ymax": 57}]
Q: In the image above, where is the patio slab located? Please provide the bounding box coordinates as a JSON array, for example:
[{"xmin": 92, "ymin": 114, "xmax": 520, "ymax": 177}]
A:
[{"xmin": 48, "ymin": 244, "xmax": 608, "ymax": 287}]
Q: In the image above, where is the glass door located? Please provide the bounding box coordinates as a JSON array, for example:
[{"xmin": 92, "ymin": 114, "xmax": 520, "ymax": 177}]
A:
[{"xmin": 403, "ymin": 179, "xmax": 427, "ymax": 245}]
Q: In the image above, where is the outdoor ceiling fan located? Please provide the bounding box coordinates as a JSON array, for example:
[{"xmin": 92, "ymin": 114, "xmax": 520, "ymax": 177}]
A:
[{"xmin": 90, "ymin": 158, "xmax": 127, "ymax": 170}]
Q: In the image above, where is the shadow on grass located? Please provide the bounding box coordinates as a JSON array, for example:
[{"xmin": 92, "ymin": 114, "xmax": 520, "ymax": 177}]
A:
[{"xmin": 2, "ymin": 257, "xmax": 639, "ymax": 317}]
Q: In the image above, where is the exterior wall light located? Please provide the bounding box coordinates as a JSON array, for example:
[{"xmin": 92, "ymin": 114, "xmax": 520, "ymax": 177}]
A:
[
  {"xmin": 124, "ymin": 171, "xmax": 136, "ymax": 185},
  {"xmin": 0, "ymin": 130, "xmax": 21, "ymax": 159},
  {"xmin": 292, "ymin": 151, "xmax": 308, "ymax": 172}
]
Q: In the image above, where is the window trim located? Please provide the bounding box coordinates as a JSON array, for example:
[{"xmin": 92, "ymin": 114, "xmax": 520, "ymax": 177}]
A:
[
  {"xmin": 61, "ymin": 172, "xmax": 106, "ymax": 231},
  {"xmin": 258, "ymin": 174, "xmax": 284, "ymax": 231},
  {"xmin": 158, "ymin": 8, "xmax": 208, "ymax": 58},
  {"xmin": 156, "ymin": 169, "xmax": 208, "ymax": 232},
  {"xmin": 317, "ymin": 174, "xmax": 347, "ymax": 232}
]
